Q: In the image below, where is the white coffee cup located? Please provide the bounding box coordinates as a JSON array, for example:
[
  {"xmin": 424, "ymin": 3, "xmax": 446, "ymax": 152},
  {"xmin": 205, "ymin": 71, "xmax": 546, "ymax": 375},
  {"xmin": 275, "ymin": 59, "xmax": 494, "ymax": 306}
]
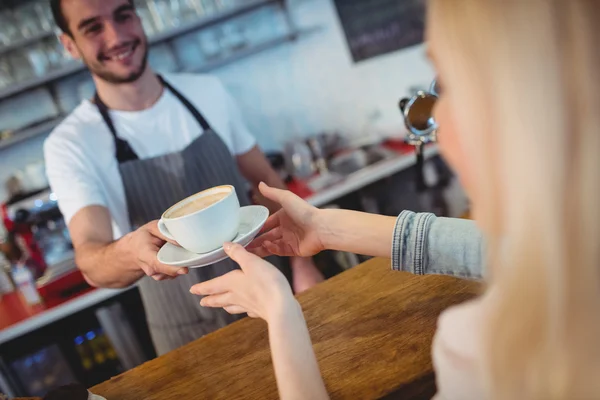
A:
[{"xmin": 158, "ymin": 185, "xmax": 240, "ymax": 254}]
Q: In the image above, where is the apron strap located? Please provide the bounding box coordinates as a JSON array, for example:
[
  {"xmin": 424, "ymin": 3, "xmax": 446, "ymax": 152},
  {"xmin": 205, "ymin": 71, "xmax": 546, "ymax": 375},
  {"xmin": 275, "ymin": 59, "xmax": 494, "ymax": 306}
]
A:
[
  {"xmin": 94, "ymin": 74, "xmax": 213, "ymax": 164},
  {"xmin": 158, "ymin": 75, "xmax": 211, "ymax": 131},
  {"xmin": 94, "ymin": 91, "xmax": 140, "ymax": 163}
]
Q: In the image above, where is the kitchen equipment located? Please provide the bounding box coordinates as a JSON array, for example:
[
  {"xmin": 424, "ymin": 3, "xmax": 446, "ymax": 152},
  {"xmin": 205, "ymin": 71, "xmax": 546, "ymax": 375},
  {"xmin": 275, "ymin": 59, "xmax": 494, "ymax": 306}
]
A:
[
  {"xmin": 306, "ymin": 136, "xmax": 328, "ymax": 174},
  {"xmin": 328, "ymin": 146, "xmax": 396, "ymax": 176},
  {"xmin": 284, "ymin": 140, "xmax": 315, "ymax": 179},
  {"xmin": 400, "ymin": 78, "xmax": 439, "ymax": 146},
  {"xmin": 3, "ymin": 189, "xmax": 71, "ymax": 270},
  {"xmin": 265, "ymin": 151, "xmax": 290, "ymax": 182},
  {"xmin": 399, "ymin": 78, "xmax": 440, "ymax": 191},
  {"xmin": 399, "ymin": 79, "xmax": 451, "ymax": 215}
]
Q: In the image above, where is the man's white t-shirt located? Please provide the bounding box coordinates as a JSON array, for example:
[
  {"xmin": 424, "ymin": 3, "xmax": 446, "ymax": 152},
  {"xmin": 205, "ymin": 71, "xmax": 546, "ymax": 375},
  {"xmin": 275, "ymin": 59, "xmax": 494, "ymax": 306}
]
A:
[{"xmin": 44, "ymin": 73, "xmax": 256, "ymax": 239}]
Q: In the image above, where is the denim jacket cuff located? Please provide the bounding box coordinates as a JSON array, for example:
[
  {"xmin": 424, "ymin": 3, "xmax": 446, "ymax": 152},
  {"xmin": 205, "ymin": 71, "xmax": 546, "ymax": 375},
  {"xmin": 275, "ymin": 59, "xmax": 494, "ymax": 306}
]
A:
[{"xmin": 392, "ymin": 210, "xmax": 435, "ymax": 274}]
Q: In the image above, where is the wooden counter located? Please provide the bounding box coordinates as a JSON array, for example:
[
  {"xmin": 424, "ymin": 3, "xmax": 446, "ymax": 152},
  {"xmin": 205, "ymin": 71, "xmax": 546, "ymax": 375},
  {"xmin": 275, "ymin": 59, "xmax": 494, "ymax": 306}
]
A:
[{"xmin": 91, "ymin": 258, "xmax": 480, "ymax": 399}]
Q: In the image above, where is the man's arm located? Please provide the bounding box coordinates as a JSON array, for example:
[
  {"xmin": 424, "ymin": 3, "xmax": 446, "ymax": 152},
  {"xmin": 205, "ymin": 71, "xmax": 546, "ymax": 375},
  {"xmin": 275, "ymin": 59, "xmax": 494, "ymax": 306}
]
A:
[
  {"xmin": 70, "ymin": 205, "xmax": 188, "ymax": 288},
  {"xmin": 236, "ymin": 145, "xmax": 287, "ymax": 213}
]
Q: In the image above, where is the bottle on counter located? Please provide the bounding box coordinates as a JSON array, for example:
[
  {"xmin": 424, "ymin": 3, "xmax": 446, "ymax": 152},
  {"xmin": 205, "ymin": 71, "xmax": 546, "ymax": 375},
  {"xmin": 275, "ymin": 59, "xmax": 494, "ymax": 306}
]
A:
[
  {"xmin": 0, "ymin": 254, "xmax": 15, "ymax": 295},
  {"xmin": 12, "ymin": 261, "xmax": 42, "ymax": 305},
  {"xmin": 74, "ymin": 335, "xmax": 94, "ymax": 371},
  {"xmin": 86, "ymin": 330, "xmax": 106, "ymax": 366},
  {"xmin": 95, "ymin": 328, "xmax": 118, "ymax": 361}
]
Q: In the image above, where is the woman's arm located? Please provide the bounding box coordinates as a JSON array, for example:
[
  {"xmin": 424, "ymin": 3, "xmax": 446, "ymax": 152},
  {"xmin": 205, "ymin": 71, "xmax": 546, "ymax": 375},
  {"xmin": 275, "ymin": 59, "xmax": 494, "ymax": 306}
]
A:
[
  {"xmin": 392, "ymin": 211, "xmax": 484, "ymax": 279},
  {"xmin": 251, "ymin": 183, "xmax": 485, "ymax": 279},
  {"xmin": 191, "ymin": 243, "xmax": 328, "ymax": 400},
  {"xmin": 317, "ymin": 209, "xmax": 398, "ymax": 258},
  {"xmin": 268, "ymin": 298, "xmax": 329, "ymax": 400},
  {"xmin": 316, "ymin": 209, "xmax": 484, "ymax": 279}
]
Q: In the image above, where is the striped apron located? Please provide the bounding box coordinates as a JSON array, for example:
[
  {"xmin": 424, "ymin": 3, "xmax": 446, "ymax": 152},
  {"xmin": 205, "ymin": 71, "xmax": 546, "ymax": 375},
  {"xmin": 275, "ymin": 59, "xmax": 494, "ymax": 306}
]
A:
[{"xmin": 94, "ymin": 76, "xmax": 277, "ymax": 355}]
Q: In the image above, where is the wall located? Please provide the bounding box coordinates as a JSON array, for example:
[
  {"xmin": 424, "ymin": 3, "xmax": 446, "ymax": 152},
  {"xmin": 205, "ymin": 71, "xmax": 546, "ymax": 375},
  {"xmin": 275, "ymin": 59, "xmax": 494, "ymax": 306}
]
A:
[
  {"xmin": 0, "ymin": 0, "xmax": 435, "ymax": 202},
  {"xmin": 214, "ymin": 0, "xmax": 435, "ymax": 150}
]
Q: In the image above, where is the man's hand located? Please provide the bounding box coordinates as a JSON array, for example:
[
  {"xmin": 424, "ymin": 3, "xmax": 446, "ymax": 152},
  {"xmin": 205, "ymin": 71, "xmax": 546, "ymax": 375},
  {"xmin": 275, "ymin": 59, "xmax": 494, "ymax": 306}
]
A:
[
  {"xmin": 70, "ymin": 205, "xmax": 188, "ymax": 288},
  {"xmin": 128, "ymin": 221, "xmax": 189, "ymax": 281}
]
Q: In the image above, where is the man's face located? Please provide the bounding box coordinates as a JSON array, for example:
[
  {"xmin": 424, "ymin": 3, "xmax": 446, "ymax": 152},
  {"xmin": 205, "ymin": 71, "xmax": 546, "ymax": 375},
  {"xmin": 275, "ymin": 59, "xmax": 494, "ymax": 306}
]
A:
[{"xmin": 60, "ymin": 0, "xmax": 149, "ymax": 84}]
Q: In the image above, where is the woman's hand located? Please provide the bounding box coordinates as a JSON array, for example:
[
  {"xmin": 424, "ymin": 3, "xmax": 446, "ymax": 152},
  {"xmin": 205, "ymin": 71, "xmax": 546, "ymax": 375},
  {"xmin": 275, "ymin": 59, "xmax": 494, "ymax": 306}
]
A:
[
  {"xmin": 190, "ymin": 242, "xmax": 296, "ymax": 322},
  {"xmin": 248, "ymin": 183, "xmax": 326, "ymax": 258}
]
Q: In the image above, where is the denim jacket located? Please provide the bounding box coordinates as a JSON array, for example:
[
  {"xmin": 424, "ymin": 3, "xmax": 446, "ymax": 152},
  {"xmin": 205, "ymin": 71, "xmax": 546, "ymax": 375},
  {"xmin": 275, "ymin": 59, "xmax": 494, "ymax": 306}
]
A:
[{"xmin": 392, "ymin": 211, "xmax": 484, "ymax": 279}]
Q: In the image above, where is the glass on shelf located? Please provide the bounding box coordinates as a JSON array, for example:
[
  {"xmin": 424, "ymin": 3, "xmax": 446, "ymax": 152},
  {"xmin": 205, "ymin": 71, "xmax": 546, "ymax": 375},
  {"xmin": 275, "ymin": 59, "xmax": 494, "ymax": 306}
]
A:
[
  {"xmin": 9, "ymin": 50, "xmax": 35, "ymax": 83},
  {"xmin": 214, "ymin": 0, "xmax": 239, "ymax": 11},
  {"xmin": 244, "ymin": 7, "xmax": 282, "ymax": 46},
  {"xmin": 42, "ymin": 36, "xmax": 71, "ymax": 70},
  {"xmin": 220, "ymin": 21, "xmax": 247, "ymax": 52},
  {"xmin": 0, "ymin": 58, "xmax": 12, "ymax": 89},
  {"xmin": 181, "ymin": 0, "xmax": 210, "ymax": 18},
  {"xmin": 0, "ymin": 13, "xmax": 20, "ymax": 46},
  {"xmin": 17, "ymin": 2, "xmax": 47, "ymax": 39},
  {"xmin": 33, "ymin": 2, "xmax": 55, "ymax": 33},
  {"xmin": 196, "ymin": 27, "xmax": 223, "ymax": 60},
  {"xmin": 166, "ymin": 0, "xmax": 186, "ymax": 26},
  {"xmin": 148, "ymin": 43, "xmax": 179, "ymax": 73},
  {"xmin": 26, "ymin": 43, "xmax": 51, "ymax": 77},
  {"xmin": 172, "ymin": 32, "xmax": 205, "ymax": 69},
  {"xmin": 192, "ymin": 0, "xmax": 219, "ymax": 15},
  {"xmin": 136, "ymin": 2, "xmax": 159, "ymax": 36},
  {"xmin": 145, "ymin": 0, "xmax": 181, "ymax": 32}
]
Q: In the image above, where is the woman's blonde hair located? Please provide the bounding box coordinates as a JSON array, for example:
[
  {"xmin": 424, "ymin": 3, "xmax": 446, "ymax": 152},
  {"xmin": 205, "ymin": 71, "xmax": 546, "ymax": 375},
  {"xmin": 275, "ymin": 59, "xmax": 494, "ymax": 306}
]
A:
[{"xmin": 429, "ymin": 0, "xmax": 600, "ymax": 398}]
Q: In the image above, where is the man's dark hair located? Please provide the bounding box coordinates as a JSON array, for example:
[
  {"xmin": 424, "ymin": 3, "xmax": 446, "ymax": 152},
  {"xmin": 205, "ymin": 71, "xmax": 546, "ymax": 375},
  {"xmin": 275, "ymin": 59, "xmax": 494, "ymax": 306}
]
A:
[{"xmin": 50, "ymin": 0, "xmax": 135, "ymax": 36}]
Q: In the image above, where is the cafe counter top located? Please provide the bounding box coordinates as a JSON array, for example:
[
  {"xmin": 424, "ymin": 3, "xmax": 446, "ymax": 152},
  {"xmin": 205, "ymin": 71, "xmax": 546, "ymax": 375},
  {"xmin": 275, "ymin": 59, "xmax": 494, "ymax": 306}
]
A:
[{"xmin": 91, "ymin": 258, "xmax": 480, "ymax": 399}]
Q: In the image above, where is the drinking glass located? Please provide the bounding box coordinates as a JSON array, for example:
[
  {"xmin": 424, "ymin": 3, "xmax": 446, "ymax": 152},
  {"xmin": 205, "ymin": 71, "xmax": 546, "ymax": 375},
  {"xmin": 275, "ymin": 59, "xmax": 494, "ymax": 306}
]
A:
[{"xmin": 0, "ymin": 58, "xmax": 13, "ymax": 89}]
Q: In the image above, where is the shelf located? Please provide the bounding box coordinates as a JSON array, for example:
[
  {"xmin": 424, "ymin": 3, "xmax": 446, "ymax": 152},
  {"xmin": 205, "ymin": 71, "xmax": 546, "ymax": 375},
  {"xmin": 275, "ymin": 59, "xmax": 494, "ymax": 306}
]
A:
[
  {"xmin": 0, "ymin": 116, "xmax": 64, "ymax": 150},
  {"xmin": 0, "ymin": 28, "xmax": 303, "ymax": 151},
  {"xmin": 0, "ymin": 30, "xmax": 55, "ymax": 56},
  {"xmin": 193, "ymin": 30, "xmax": 299, "ymax": 73},
  {"xmin": 0, "ymin": 0, "xmax": 282, "ymax": 101},
  {"xmin": 149, "ymin": 0, "xmax": 281, "ymax": 45},
  {"xmin": 0, "ymin": 62, "xmax": 87, "ymax": 99}
]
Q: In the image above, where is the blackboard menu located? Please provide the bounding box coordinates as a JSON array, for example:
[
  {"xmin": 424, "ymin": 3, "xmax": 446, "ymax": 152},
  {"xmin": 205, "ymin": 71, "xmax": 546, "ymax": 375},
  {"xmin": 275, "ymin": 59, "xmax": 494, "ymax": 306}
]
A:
[{"xmin": 333, "ymin": 0, "xmax": 426, "ymax": 63}]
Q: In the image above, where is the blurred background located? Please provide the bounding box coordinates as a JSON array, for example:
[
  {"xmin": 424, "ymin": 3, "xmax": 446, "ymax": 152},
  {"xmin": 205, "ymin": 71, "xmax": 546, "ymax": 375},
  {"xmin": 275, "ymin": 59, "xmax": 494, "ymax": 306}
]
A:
[{"xmin": 0, "ymin": 0, "xmax": 469, "ymax": 397}]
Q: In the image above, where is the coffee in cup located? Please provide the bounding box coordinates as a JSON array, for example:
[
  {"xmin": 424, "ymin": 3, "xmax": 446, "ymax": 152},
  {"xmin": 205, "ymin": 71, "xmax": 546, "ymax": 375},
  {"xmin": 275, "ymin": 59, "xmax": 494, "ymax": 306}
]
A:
[
  {"xmin": 158, "ymin": 185, "xmax": 240, "ymax": 254},
  {"xmin": 166, "ymin": 192, "xmax": 229, "ymax": 219}
]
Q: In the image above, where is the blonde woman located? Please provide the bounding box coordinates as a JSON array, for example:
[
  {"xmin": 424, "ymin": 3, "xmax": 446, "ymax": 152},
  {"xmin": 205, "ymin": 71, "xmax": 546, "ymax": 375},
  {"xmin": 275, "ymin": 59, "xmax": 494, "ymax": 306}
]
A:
[{"xmin": 190, "ymin": 0, "xmax": 600, "ymax": 398}]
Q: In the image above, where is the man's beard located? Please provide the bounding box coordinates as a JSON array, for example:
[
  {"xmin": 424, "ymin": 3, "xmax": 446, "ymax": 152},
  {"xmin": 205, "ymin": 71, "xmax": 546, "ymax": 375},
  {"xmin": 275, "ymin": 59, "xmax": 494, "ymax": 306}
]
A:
[{"xmin": 81, "ymin": 39, "xmax": 149, "ymax": 85}]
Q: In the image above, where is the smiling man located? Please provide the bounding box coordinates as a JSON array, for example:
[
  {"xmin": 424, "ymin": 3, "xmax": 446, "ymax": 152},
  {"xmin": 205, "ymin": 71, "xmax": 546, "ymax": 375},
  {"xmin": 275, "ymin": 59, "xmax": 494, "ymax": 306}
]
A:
[{"xmin": 44, "ymin": 0, "xmax": 323, "ymax": 355}]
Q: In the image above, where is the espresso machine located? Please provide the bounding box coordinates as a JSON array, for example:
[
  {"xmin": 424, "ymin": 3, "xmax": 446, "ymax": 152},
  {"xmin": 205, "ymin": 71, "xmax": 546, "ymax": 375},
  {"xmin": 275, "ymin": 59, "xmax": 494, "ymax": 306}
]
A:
[{"xmin": 399, "ymin": 80, "xmax": 452, "ymax": 215}]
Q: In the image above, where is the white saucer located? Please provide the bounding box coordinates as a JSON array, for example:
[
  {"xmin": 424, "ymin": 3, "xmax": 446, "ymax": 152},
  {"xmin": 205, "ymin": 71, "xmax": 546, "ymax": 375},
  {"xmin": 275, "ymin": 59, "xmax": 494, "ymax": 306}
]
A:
[{"xmin": 157, "ymin": 205, "xmax": 269, "ymax": 268}]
